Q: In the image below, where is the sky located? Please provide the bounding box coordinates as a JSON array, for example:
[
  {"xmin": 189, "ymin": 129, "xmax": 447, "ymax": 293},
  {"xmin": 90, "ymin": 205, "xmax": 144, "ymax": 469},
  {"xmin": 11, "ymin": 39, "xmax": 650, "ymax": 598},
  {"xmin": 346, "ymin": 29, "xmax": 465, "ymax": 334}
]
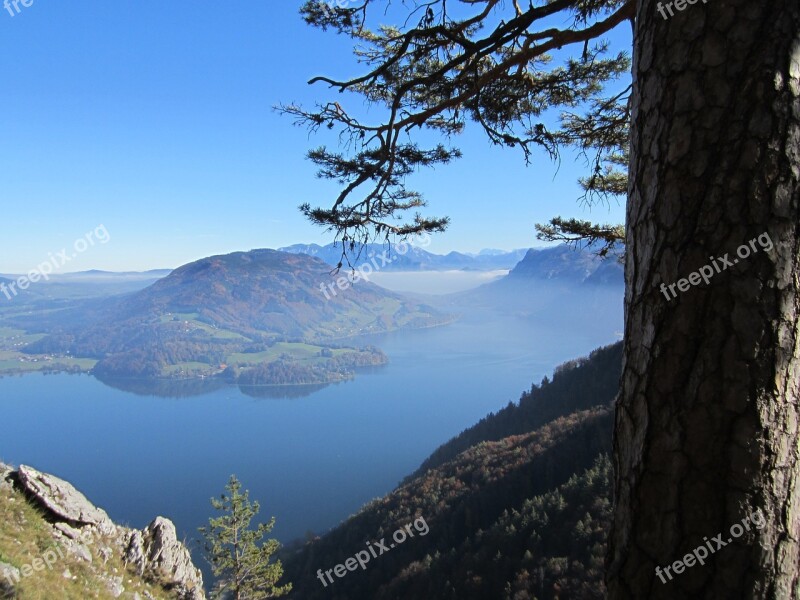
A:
[{"xmin": 0, "ymin": 1, "xmax": 629, "ymax": 273}]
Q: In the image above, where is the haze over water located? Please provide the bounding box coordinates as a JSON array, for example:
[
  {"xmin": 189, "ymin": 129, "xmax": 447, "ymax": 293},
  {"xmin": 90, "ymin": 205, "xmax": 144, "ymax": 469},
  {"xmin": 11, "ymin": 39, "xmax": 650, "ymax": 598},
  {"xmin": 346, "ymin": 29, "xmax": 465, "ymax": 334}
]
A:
[{"xmin": 0, "ymin": 275, "xmax": 622, "ymax": 576}]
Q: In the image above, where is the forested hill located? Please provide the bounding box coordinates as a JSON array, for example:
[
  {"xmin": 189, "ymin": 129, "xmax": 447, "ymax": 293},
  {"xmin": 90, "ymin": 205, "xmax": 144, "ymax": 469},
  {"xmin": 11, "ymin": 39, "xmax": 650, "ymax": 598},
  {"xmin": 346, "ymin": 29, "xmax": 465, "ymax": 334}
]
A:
[
  {"xmin": 282, "ymin": 343, "xmax": 622, "ymax": 600},
  {"xmin": 409, "ymin": 341, "xmax": 622, "ymax": 481},
  {"xmin": 21, "ymin": 249, "xmax": 445, "ymax": 381}
]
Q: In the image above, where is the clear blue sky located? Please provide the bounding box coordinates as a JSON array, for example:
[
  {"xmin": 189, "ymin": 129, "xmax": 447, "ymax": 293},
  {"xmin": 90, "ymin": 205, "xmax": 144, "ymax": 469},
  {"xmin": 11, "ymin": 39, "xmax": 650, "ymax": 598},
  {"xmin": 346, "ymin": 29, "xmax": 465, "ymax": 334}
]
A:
[{"xmin": 0, "ymin": 1, "xmax": 629, "ymax": 273}]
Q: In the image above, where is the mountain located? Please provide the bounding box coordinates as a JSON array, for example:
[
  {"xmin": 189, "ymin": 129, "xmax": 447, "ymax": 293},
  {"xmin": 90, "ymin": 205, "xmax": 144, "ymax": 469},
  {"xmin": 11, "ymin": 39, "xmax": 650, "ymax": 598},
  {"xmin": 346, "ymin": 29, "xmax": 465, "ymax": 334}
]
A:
[
  {"xmin": 505, "ymin": 245, "xmax": 624, "ymax": 284},
  {"xmin": 0, "ymin": 462, "xmax": 204, "ymax": 600},
  {"xmin": 282, "ymin": 343, "xmax": 622, "ymax": 599},
  {"xmin": 24, "ymin": 249, "xmax": 447, "ymax": 382},
  {"xmin": 440, "ymin": 246, "xmax": 624, "ymax": 335},
  {"xmin": 278, "ymin": 243, "xmax": 528, "ymax": 271},
  {"xmin": 95, "ymin": 249, "xmax": 444, "ymax": 340}
]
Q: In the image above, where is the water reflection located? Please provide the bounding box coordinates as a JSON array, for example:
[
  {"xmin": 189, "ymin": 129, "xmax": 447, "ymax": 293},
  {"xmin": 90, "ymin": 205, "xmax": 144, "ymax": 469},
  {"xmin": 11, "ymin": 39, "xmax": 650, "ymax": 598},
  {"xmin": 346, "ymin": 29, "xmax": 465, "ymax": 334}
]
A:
[{"xmin": 93, "ymin": 373, "xmax": 335, "ymax": 400}]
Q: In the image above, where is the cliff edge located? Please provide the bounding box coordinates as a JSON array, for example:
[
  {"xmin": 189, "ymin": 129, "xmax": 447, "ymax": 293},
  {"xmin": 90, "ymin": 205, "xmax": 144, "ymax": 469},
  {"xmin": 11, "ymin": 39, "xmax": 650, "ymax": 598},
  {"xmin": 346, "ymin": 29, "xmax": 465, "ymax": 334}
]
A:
[{"xmin": 0, "ymin": 462, "xmax": 205, "ymax": 600}]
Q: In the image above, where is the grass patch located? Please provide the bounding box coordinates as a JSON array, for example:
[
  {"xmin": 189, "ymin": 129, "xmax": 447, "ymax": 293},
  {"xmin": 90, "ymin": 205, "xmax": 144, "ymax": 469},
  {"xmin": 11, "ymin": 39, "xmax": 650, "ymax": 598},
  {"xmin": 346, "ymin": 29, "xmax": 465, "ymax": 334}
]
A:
[
  {"xmin": 227, "ymin": 342, "xmax": 351, "ymax": 366},
  {"xmin": 0, "ymin": 481, "xmax": 181, "ymax": 600}
]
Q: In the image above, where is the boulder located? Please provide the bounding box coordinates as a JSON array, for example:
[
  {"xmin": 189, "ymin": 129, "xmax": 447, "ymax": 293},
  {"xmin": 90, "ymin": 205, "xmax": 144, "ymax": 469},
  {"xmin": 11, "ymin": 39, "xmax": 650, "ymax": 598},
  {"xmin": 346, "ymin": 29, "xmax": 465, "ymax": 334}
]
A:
[{"xmin": 16, "ymin": 465, "xmax": 117, "ymax": 536}]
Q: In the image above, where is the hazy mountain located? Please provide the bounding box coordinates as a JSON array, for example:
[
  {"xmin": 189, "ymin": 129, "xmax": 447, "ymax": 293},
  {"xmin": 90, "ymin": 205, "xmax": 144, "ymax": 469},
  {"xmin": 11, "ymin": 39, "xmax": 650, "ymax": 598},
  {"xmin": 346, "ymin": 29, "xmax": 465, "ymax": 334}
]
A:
[
  {"xmin": 0, "ymin": 270, "xmax": 171, "ymax": 303},
  {"xmin": 42, "ymin": 269, "xmax": 173, "ymax": 282},
  {"xmin": 278, "ymin": 243, "xmax": 528, "ymax": 271},
  {"xmin": 0, "ymin": 276, "xmax": 17, "ymax": 295},
  {"xmin": 0, "ymin": 275, "xmax": 41, "ymax": 300},
  {"xmin": 107, "ymin": 249, "xmax": 443, "ymax": 339},
  {"xmin": 505, "ymin": 245, "xmax": 624, "ymax": 284},
  {"xmin": 437, "ymin": 245, "xmax": 624, "ymax": 330},
  {"xmin": 24, "ymin": 249, "xmax": 447, "ymax": 381}
]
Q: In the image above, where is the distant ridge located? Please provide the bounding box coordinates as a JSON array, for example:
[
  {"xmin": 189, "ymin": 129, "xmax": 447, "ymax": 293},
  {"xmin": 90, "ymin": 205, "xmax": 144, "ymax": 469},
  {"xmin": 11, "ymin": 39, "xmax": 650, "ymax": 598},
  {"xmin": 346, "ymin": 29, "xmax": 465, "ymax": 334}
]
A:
[
  {"xmin": 505, "ymin": 244, "xmax": 624, "ymax": 284},
  {"xmin": 278, "ymin": 242, "xmax": 528, "ymax": 271},
  {"xmin": 0, "ymin": 269, "xmax": 172, "ymax": 280}
]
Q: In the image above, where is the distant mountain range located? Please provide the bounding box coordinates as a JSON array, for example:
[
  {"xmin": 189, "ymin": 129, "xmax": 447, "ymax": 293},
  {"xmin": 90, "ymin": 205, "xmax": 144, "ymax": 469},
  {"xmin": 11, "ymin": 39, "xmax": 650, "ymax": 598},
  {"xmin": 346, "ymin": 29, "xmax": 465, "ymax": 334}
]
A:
[
  {"xmin": 0, "ymin": 243, "xmax": 621, "ymax": 296},
  {"xmin": 278, "ymin": 243, "xmax": 529, "ymax": 271},
  {"xmin": 4, "ymin": 243, "xmax": 622, "ymax": 382},
  {"xmin": 279, "ymin": 241, "xmax": 624, "ymax": 284}
]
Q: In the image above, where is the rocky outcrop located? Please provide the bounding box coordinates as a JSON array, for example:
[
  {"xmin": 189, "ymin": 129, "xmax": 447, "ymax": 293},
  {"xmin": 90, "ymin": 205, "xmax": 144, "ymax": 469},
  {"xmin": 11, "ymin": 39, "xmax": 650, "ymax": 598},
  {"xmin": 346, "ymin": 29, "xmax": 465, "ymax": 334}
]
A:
[
  {"xmin": 17, "ymin": 465, "xmax": 118, "ymax": 537},
  {"xmin": 124, "ymin": 518, "xmax": 204, "ymax": 600},
  {"xmin": 1, "ymin": 462, "xmax": 205, "ymax": 600}
]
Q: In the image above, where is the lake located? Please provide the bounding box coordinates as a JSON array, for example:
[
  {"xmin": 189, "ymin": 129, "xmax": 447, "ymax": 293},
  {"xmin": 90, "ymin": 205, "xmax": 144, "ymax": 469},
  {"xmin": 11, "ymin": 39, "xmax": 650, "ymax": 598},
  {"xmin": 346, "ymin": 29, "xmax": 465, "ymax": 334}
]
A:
[{"xmin": 0, "ymin": 282, "xmax": 623, "ymax": 577}]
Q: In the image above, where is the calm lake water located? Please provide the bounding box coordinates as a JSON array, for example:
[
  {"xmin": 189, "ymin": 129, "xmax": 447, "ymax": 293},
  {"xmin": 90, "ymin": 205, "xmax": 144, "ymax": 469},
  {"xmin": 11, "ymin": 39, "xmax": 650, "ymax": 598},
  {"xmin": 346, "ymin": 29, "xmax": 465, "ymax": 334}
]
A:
[{"xmin": 0, "ymin": 283, "xmax": 623, "ymax": 575}]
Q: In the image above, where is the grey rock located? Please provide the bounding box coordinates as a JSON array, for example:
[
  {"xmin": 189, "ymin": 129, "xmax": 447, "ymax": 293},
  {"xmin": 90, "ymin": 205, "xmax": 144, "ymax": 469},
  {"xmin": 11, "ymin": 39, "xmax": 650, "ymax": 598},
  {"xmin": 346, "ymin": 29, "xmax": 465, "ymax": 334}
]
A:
[
  {"xmin": 123, "ymin": 531, "xmax": 146, "ymax": 576},
  {"xmin": 106, "ymin": 575, "xmax": 124, "ymax": 598},
  {"xmin": 16, "ymin": 465, "xmax": 117, "ymax": 536},
  {"xmin": 0, "ymin": 463, "xmax": 13, "ymax": 493},
  {"xmin": 54, "ymin": 522, "xmax": 81, "ymax": 540},
  {"xmin": 124, "ymin": 518, "xmax": 205, "ymax": 600},
  {"xmin": 98, "ymin": 545, "xmax": 114, "ymax": 564},
  {"xmin": 61, "ymin": 538, "xmax": 93, "ymax": 563}
]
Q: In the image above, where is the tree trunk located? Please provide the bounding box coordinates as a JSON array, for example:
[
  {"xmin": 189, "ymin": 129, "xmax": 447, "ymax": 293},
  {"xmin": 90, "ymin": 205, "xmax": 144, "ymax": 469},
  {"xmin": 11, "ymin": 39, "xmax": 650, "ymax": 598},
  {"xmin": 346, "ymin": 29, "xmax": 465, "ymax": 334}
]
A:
[{"xmin": 607, "ymin": 0, "xmax": 800, "ymax": 598}]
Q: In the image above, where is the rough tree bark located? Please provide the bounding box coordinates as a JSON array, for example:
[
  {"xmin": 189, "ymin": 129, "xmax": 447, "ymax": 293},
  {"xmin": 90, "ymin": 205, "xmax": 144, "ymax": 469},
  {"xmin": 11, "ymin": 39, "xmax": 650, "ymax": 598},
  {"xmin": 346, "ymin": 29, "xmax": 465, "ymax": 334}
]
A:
[{"xmin": 608, "ymin": 0, "xmax": 800, "ymax": 598}]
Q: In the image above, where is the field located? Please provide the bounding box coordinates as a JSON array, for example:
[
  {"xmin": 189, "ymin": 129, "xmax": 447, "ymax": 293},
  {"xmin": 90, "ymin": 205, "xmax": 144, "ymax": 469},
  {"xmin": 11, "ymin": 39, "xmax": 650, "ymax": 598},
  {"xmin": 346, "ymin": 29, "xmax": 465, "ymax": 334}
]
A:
[{"xmin": 0, "ymin": 328, "xmax": 96, "ymax": 376}]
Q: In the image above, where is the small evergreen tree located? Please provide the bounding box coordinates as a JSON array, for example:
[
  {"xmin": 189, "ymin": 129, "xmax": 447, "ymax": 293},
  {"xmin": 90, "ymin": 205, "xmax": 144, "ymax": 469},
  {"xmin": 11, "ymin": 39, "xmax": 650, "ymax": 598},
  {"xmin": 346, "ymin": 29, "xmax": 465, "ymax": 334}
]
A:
[{"xmin": 199, "ymin": 475, "xmax": 291, "ymax": 600}]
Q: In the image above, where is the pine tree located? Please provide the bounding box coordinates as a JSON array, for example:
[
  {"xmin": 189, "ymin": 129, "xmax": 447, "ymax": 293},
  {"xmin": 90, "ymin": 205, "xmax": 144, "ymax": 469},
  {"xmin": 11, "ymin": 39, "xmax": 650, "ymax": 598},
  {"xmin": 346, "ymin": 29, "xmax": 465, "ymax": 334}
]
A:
[
  {"xmin": 285, "ymin": 0, "xmax": 800, "ymax": 595},
  {"xmin": 280, "ymin": 1, "xmax": 633, "ymax": 265},
  {"xmin": 199, "ymin": 475, "xmax": 292, "ymax": 600}
]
